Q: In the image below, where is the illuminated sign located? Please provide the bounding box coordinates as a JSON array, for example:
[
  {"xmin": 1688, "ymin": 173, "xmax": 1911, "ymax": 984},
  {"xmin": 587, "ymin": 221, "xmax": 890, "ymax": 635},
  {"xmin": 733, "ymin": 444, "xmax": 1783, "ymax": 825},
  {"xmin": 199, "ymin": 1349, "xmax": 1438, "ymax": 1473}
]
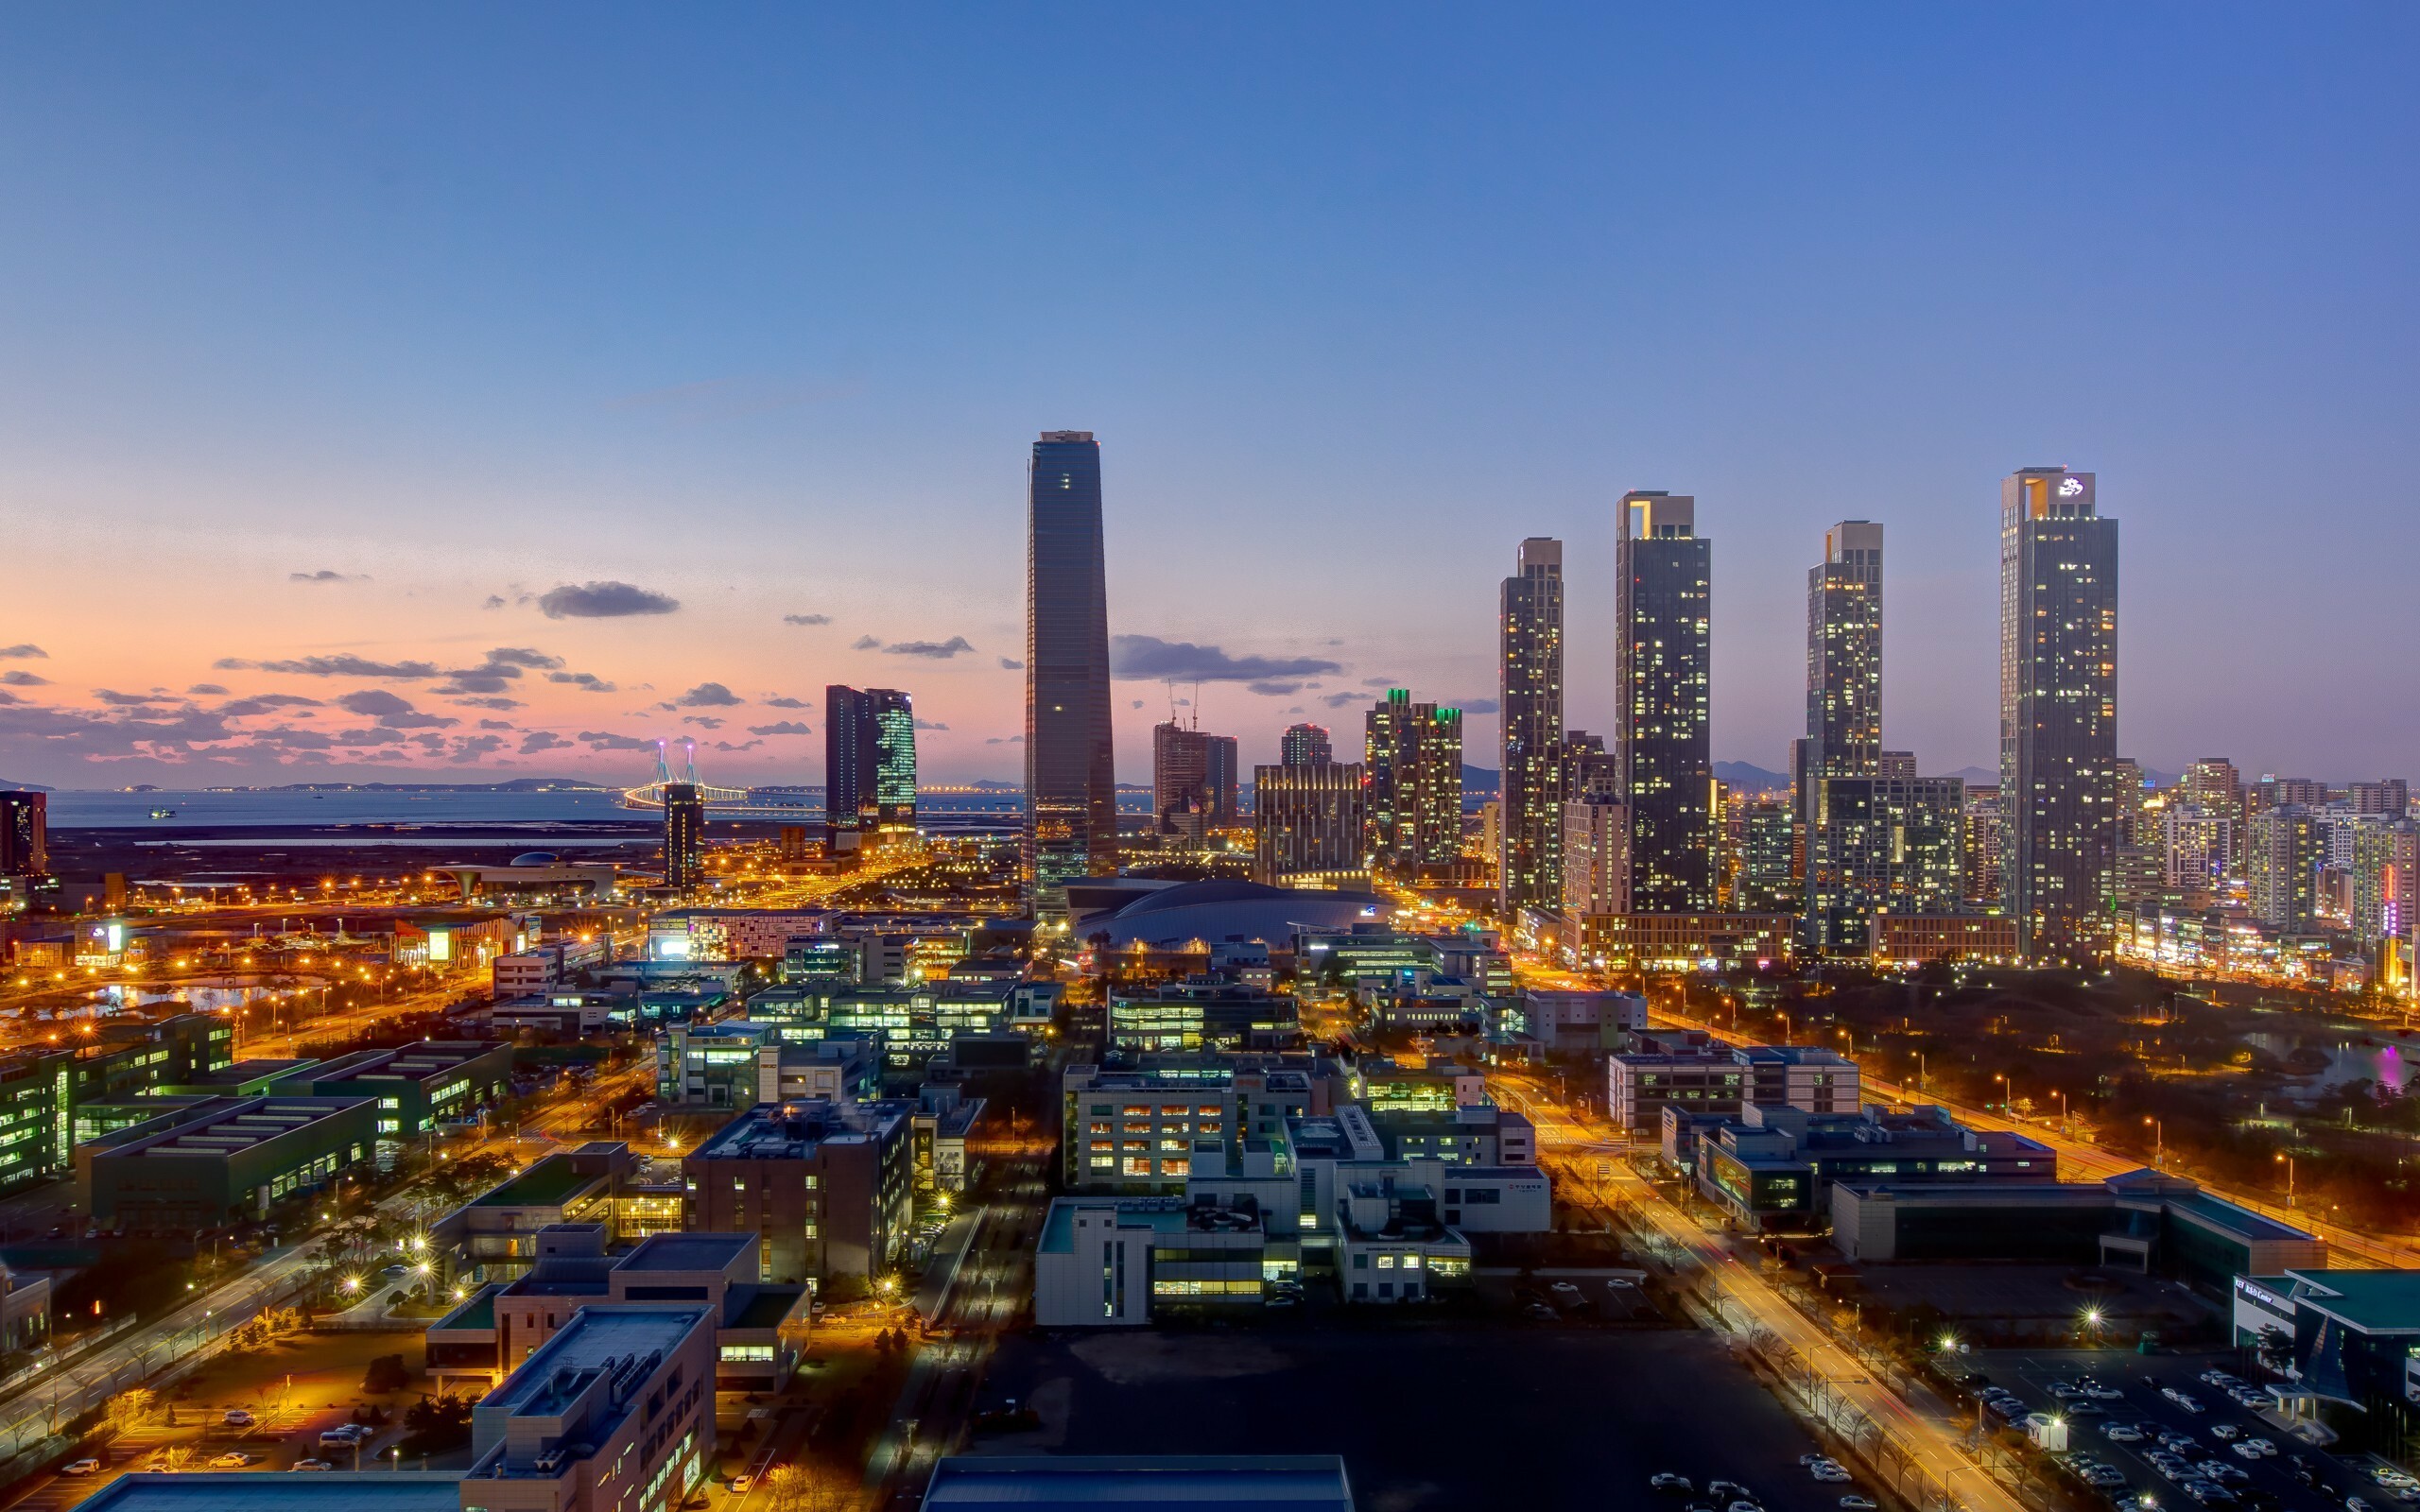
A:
[
  {"xmin": 105, "ymin": 922, "xmax": 124, "ymax": 953},
  {"xmin": 428, "ymin": 928, "xmax": 453, "ymax": 963},
  {"xmin": 2059, "ymin": 477, "xmax": 2083, "ymax": 497}
]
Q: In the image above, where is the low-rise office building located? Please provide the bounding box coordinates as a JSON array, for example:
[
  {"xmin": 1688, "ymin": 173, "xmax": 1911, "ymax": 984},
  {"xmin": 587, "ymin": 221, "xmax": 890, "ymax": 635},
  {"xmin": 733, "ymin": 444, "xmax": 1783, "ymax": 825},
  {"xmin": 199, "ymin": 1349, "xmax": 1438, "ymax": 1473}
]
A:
[
  {"xmin": 683, "ymin": 1101, "xmax": 914, "ymax": 1284},
  {"xmin": 274, "ymin": 1041, "xmax": 514, "ymax": 1139},
  {"xmin": 1831, "ymin": 1169, "xmax": 2324, "ymax": 1291},
  {"xmin": 433, "ymin": 1143, "xmax": 635, "ymax": 1282},
  {"xmin": 1569, "ymin": 912, "xmax": 1794, "ymax": 971},
  {"xmin": 1868, "ymin": 912, "xmax": 2020, "ymax": 966},
  {"xmin": 1688, "ymin": 1104, "xmax": 2055, "ymax": 1231},
  {"xmin": 2229, "ymin": 1270, "xmax": 2420, "ymax": 1450},
  {"xmin": 1108, "ymin": 979, "xmax": 1301, "ymax": 1054},
  {"xmin": 81, "ymin": 1094, "xmax": 382, "ymax": 1231},
  {"xmin": 427, "ymin": 1228, "xmax": 810, "ymax": 1395},
  {"xmin": 464, "ymin": 1304, "xmax": 716, "ymax": 1512},
  {"xmin": 920, "ymin": 1456, "xmax": 1356, "ymax": 1512},
  {"xmin": 1034, "ymin": 1196, "xmax": 1288, "ymax": 1326},
  {"xmin": 1607, "ymin": 1037, "xmax": 1859, "ymax": 1134},
  {"xmin": 1364, "ymin": 1104, "xmax": 1535, "ymax": 1167}
]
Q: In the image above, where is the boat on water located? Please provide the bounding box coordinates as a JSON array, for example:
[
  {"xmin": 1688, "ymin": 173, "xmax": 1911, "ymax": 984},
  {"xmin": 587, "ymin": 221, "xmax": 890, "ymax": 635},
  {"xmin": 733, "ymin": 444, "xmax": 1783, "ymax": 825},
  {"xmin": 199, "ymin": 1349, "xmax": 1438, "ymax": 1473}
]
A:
[{"xmin": 148, "ymin": 808, "xmax": 176, "ymax": 819}]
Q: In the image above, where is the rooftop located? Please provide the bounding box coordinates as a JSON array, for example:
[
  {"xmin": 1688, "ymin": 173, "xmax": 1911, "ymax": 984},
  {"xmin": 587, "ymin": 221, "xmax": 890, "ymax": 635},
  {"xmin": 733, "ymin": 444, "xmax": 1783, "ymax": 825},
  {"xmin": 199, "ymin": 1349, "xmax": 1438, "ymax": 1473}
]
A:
[
  {"xmin": 471, "ymin": 1155, "xmax": 610, "ymax": 1210},
  {"xmin": 922, "ymin": 1455, "xmax": 1354, "ymax": 1512},
  {"xmin": 1038, "ymin": 1198, "xmax": 1199, "ymax": 1254},
  {"xmin": 70, "ymin": 1475, "xmax": 463, "ymax": 1512},
  {"xmin": 726, "ymin": 1283, "xmax": 809, "ymax": 1330},
  {"xmin": 691, "ymin": 1100, "xmax": 908, "ymax": 1160},
  {"xmin": 113, "ymin": 1095, "xmax": 377, "ymax": 1160},
  {"xmin": 2284, "ymin": 1269, "xmax": 2420, "ymax": 1333},
  {"xmin": 618, "ymin": 1231, "xmax": 752, "ymax": 1273}
]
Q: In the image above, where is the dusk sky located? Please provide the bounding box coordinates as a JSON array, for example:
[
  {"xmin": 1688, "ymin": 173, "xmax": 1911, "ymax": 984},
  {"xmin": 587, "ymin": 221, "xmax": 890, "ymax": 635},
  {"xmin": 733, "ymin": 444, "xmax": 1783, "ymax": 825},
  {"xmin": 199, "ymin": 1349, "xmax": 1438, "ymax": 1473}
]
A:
[{"xmin": 3, "ymin": 7, "xmax": 2414, "ymax": 790}]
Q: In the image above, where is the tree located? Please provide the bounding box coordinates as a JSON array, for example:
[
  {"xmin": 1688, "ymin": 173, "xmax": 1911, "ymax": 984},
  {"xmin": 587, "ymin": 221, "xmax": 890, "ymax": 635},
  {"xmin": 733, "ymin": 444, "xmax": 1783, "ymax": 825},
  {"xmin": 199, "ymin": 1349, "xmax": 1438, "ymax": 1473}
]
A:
[
  {"xmin": 103, "ymin": 1388, "xmax": 157, "ymax": 1437},
  {"xmin": 2256, "ymin": 1324, "xmax": 2295, "ymax": 1376},
  {"xmin": 401, "ymin": 1393, "xmax": 474, "ymax": 1453},
  {"xmin": 766, "ymin": 1461, "xmax": 859, "ymax": 1512},
  {"xmin": 364, "ymin": 1353, "xmax": 411, "ymax": 1394}
]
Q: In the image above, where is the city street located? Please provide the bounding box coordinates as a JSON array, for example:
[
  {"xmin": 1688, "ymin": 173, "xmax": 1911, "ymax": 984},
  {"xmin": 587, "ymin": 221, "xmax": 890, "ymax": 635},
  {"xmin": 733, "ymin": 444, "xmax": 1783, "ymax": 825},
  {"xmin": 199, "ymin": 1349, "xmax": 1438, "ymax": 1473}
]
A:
[{"xmin": 1490, "ymin": 1064, "xmax": 2029, "ymax": 1512}]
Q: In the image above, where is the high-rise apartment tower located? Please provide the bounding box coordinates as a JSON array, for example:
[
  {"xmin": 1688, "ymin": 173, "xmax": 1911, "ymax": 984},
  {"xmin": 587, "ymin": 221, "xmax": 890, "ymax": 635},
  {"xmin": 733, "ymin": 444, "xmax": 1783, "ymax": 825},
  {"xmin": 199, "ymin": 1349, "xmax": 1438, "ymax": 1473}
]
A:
[
  {"xmin": 1499, "ymin": 537, "xmax": 1565, "ymax": 917},
  {"xmin": 1616, "ymin": 491, "xmax": 1714, "ymax": 912},
  {"xmin": 1279, "ymin": 723, "xmax": 1332, "ymax": 767},
  {"xmin": 1998, "ymin": 466, "xmax": 2118, "ymax": 961}
]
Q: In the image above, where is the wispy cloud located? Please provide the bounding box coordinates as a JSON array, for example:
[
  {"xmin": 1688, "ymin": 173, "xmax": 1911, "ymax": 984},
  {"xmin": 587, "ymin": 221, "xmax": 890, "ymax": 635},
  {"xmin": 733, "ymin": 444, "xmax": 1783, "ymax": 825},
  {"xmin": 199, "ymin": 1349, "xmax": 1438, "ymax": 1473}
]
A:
[
  {"xmin": 884, "ymin": 636, "xmax": 974, "ymax": 660},
  {"xmin": 218, "ymin": 654, "xmax": 439, "ymax": 679},
  {"xmin": 289, "ymin": 570, "xmax": 369, "ymax": 584},
  {"xmin": 539, "ymin": 581, "xmax": 681, "ymax": 619},
  {"xmin": 748, "ymin": 720, "xmax": 811, "ymax": 737},
  {"xmin": 1111, "ymin": 635, "xmax": 1342, "ymax": 683},
  {"xmin": 0, "ymin": 645, "xmax": 48, "ymax": 660},
  {"xmin": 783, "ymin": 613, "xmax": 831, "ymax": 627}
]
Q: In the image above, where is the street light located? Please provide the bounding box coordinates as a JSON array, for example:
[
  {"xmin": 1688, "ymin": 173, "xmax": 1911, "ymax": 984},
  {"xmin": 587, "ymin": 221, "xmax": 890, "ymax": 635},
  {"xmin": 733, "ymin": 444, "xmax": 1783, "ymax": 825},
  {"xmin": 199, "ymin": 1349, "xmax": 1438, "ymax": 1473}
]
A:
[
  {"xmin": 2144, "ymin": 1115, "xmax": 2163, "ymax": 1168},
  {"xmin": 2276, "ymin": 1150, "xmax": 2295, "ymax": 1207}
]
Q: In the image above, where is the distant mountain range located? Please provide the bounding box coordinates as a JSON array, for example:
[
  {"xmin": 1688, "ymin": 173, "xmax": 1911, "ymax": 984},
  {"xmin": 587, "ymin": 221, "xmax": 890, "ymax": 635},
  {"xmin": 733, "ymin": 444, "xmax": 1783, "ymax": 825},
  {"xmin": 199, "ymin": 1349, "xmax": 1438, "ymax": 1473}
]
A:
[
  {"xmin": 217, "ymin": 779, "xmax": 609, "ymax": 793},
  {"xmin": 1714, "ymin": 762, "xmax": 1789, "ymax": 792},
  {"xmin": 0, "ymin": 779, "xmax": 51, "ymax": 793}
]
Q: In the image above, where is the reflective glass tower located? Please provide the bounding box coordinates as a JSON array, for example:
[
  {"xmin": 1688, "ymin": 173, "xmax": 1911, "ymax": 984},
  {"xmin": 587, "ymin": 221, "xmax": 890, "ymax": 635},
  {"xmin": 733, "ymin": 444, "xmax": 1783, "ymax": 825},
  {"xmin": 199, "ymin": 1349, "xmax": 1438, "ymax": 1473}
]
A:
[
  {"xmin": 664, "ymin": 783, "xmax": 704, "ymax": 890},
  {"xmin": 1026, "ymin": 431, "xmax": 1117, "ymax": 917},
  {"xmin": 1998, "ymin": 466, "xmax": 2118, "ymax": 961},
  {"xmin": 1616, "ymin": 492, "xmax": 1714, "ymax": 912},
  {"xmin": 1499, "ymin": 537, "xmax": 1564, "ymax": 917},
  {"xmin": 826, "ymin": 686, "xmax": 916, "ymax": 852}
]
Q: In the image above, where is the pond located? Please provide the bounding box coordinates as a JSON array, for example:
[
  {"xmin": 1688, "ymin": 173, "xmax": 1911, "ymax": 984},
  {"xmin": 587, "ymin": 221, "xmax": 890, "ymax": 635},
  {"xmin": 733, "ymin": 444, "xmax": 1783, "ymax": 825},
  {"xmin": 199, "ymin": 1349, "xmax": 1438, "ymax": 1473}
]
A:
[
  {"xmin": 2245, "ymin": 1029, "xmax": 2420, "ymax": 1095},
  {"xmin": 81, "ymin": 975, "xmax": 332, "ymax": 1016}
]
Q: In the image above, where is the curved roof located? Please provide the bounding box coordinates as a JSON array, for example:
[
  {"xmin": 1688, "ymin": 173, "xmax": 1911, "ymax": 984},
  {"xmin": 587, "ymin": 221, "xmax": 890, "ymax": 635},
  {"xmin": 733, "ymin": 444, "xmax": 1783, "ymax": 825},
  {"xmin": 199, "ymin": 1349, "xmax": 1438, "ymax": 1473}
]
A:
[
  {"xmin": 509, "ymin": 851, "xmax": 561, "ymax": 867},
  {"xmin": 1109, "ymin": 879, "xmax": 1302, "ymax": 918}
]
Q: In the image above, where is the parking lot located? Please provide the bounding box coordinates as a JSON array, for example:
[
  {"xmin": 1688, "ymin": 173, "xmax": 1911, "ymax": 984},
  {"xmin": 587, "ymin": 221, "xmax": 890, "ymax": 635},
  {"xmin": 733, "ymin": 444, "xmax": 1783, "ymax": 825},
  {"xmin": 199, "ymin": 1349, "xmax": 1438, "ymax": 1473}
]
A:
[{"xmin": 1962, "ymin": 1349, "xmax": 2410, "ymax": 1512}]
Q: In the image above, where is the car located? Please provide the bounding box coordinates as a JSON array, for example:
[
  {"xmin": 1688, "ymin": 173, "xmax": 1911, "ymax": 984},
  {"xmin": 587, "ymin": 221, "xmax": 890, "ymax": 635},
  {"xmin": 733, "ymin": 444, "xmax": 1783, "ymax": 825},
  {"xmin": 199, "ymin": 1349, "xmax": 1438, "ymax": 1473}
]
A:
[
  {"xmin": 729, "ymin": 1474, "xmax": 755, "ymax": 1493},
  {"xmin": 320, "ymin": 1426, "xmax": 366, "ymax": 1447},
  {"xmin": 2233, "ymin": 1444, "xmax": 2265, "ymax": 1462},
  {"xmin": 2350, "ymin": 1500, "xmax": 2380, "ymax": 1512},
  {"xmin": 2089, "ymin": 1384, "xmax": 2127, "ymax": 1400},
  {"xmin": 1840, "ymin": 1500, "xmax": 1876, "ymax": 1511},
  {"xmin": 1523, "ymin": 1302, "xmax": 1557, "ymax": 1320},
  {"xmin": 1708, "ymin": 1482, "xmax": 1751, "ymax": 1503},
  {"xmin": 1728, "ymin": 1501, "xmax": 1762, "ymax": 1512},
  {"xmin": 1813, "ymin": 1469, "xmax": 1852, "ymax": 1485},
  {"xmin": 2212, "ymin": 1424, "xmax": 2241, "ymax": 1441},
  {"xmin": 1652, "ymin": 1475, "xmax": 1695, "ymax": 1493},
  {"xmin": 209, "ymin": 1452, "xmax": 254, "ymax": 1469},
  {"xmin": 2242, "ymin": 1439, "xmax": 2277, "ymax": 1457},
  {"xmin": 2069, "ymin": 1400, "xmax": 2108, "ymax": 1417},
  {"xmin": 223, "ymin": 1409, "xmax": 255, "ymax": 1427},
  {"xmin": 1800, "ymin": 1456, "xmax": 1830, "ymax": 1469},
  {"xmin": 61, "ymin": 1460, "xmax": 100, "ymax": 1477},
  {"xmin": 2107, "ymin": 1426, "xmax": 2146, "ymax": 1442},
  {"xmin": 2200, "ymin": 1461, "xmax": 2249, "ymax": 1484},
  {"xmin": 291, "ymin": 1460, "xmax": 335, "ymax": 1472}
]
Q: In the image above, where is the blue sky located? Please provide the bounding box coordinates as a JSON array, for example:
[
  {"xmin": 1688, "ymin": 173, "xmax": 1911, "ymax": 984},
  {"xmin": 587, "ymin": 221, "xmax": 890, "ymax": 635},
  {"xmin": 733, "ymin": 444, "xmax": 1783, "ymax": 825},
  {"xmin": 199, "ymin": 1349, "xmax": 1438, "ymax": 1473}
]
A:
[{"xmin": 1, "ymin": 6, "xmax": 2413, "ymax": 786}]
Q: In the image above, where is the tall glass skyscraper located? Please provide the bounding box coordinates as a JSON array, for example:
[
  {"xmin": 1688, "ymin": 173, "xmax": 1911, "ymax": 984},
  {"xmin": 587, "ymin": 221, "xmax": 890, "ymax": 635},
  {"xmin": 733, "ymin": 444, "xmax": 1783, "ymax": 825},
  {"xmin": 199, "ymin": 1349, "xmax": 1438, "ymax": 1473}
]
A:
[
  {"xmin": 1498, "ymin": 537, "xmax": 1565, "ymax": 917},
  {"xmin": 1365, "ymin": 690, "xmax": 1462, "ymax": 874},
  {"xmin": 1801, "ymin": 521, "xmax": 1886, "ymax": 951},
  {"xmin": 826, "ymin": 686, "xmax": 916, "ymax": 851},
  {"xmin": 1998, "ymin": 466, "xmax": 2118, "ymax": 962},
  {"xmin": 1616, "ymin": 491, "xmax": 1714, "ymax": 912},
  {"xmin": 1026, "ymin": 430, "xmax": 1117, "ymax": 918}
]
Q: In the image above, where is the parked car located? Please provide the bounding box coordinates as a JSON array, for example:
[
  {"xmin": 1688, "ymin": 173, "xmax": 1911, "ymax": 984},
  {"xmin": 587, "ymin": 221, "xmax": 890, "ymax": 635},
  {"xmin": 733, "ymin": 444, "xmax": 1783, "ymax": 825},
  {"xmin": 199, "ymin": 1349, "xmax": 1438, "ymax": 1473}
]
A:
[
  {"xmin": 209, "ymin": 1452, "xmax": 254, "ymax": 1469},
  {"xmin": 61, "ymin": 1460, "xmax": 100, "ymax": 1477},
  {"xmin": 1651, "ymin": 1475, "xmax": 1695, "ymax": 1493},
  {"xmin": 223, "ymin": 1410, "xmax": 254, "ymax": 1427},
  {"xmin": 291, "ymin": 1460, "xmax": 335, "ymax": 1472},
  {"xmin": 1840, "ymin": 1500, "xmax": 1876, "ymax": 1511},
  {"xmin": 2212, "ymin": 1425, "xmax": 2242, "ymax": 1441}
]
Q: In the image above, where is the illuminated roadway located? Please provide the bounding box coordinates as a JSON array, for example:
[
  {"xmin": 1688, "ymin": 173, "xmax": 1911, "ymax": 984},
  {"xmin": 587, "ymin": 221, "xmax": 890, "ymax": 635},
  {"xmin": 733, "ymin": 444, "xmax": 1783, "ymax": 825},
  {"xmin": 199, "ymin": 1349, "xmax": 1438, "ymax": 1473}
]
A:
[
  {"xmin": 1488, "ymin": 1066, "xmax": 2024, "ymax": 1512},
  {"xmin": 1634, "ymin": 999, "xmax": 2412, "ymax": 1272}
]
